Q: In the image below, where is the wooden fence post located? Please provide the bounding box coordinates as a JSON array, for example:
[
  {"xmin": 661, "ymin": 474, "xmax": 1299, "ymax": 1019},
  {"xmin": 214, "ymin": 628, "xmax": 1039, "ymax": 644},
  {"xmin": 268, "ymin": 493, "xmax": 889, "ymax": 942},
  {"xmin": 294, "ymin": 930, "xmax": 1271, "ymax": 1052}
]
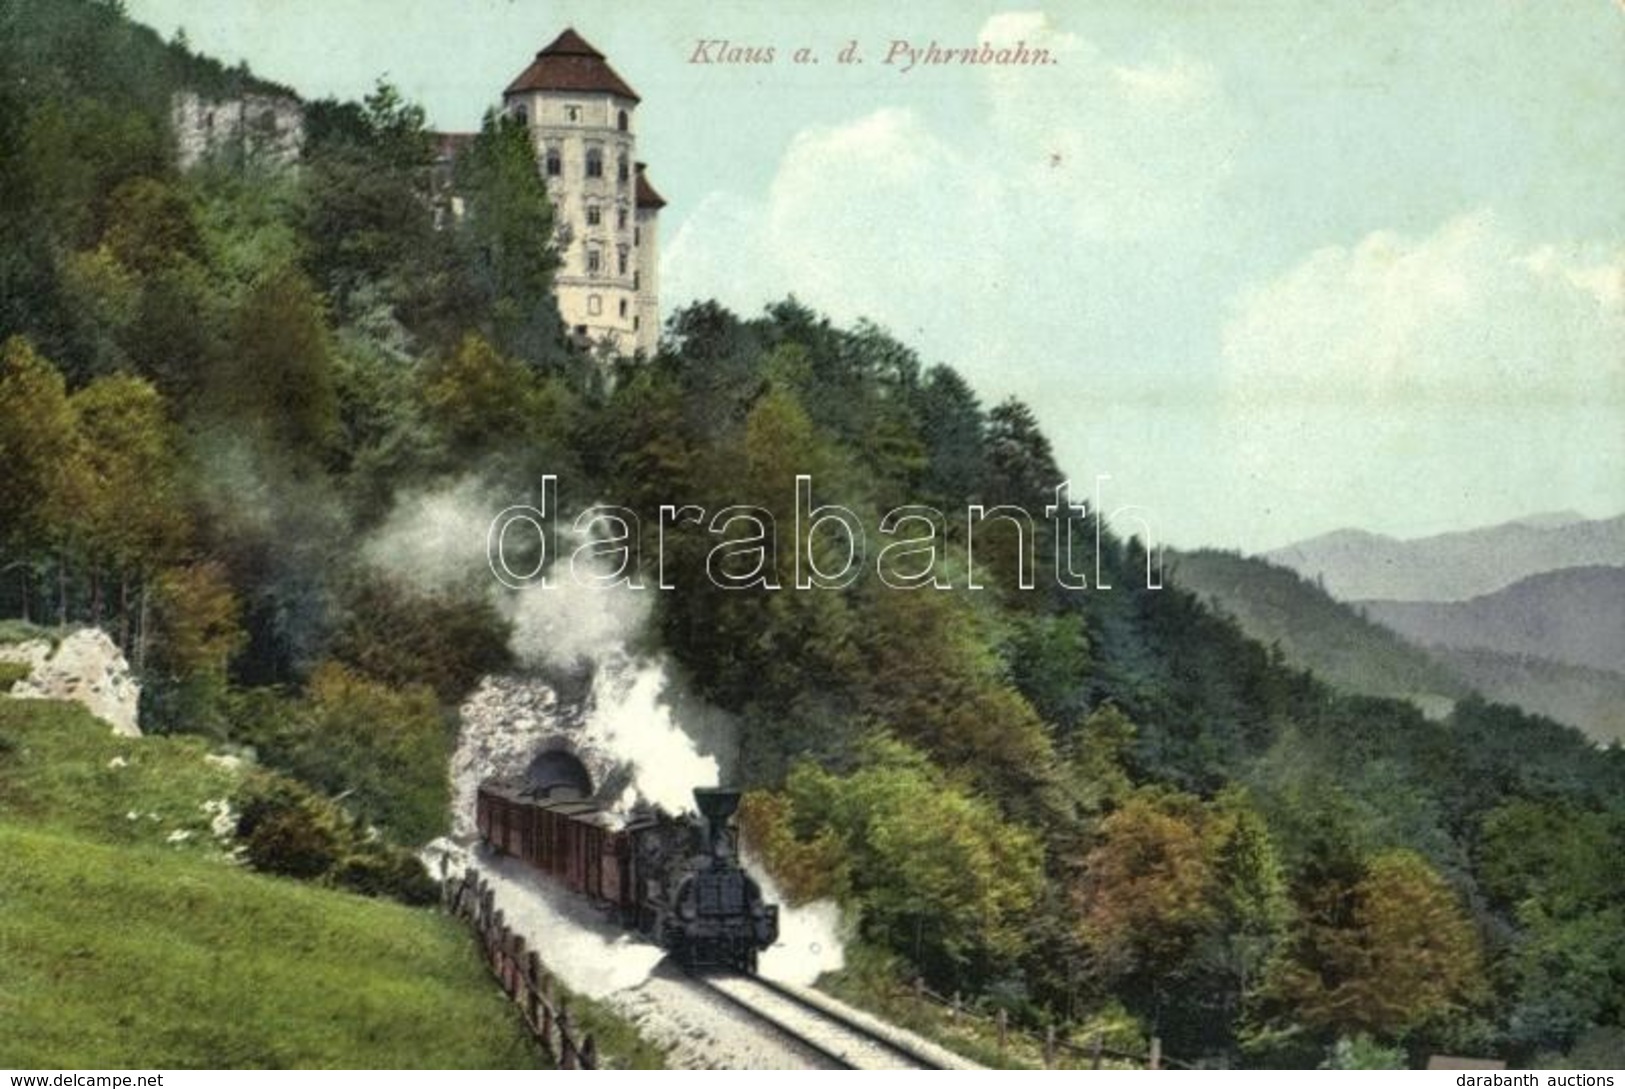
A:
[
  {"xmin": 494, "ymin": 926, "xmax": 505, "ymax": 989},
  {"xmin": 499, "ymin": 924, "xmax": 512, "ymax": 993},
  {"xmin": 507, "ymin": 931, "xmax": 518, "ymax": 995},
  {"xmin": 557, "ymin": 1004, "xmax": 574, "ymax": 1068},
  {"xmin": 447, "ymin": 870, "xmax": 601, "ymax": 1069},
  {"xmin": 997, "ymin": 1008, "xmax": 1008, "ymax": 1055},
  {"xmin": 1149, "ymin": 1035, "xmax": 1162, "ymax": 1071},
  {"xmin": 540, "ymin": 972, "xmax": 554, "ymax": 1047},
  {"xmin": 1091, "ymin": 1031, "xmax": 1104, "ymax": 1070},
  {"xmin": 511, "ymin": 933, "xmax": 527, "ymax": 1002},
  {"xmin": 1044, "ymin": 1023, "xmax": 1056, "ymax": 1068},
  {"xmin": 526, "ymin": 951, "xmax": 542, "ymax": 1033},
  {"xmin": 950, "ymin": 992, "xmax": 960, "ymax": 1021}
]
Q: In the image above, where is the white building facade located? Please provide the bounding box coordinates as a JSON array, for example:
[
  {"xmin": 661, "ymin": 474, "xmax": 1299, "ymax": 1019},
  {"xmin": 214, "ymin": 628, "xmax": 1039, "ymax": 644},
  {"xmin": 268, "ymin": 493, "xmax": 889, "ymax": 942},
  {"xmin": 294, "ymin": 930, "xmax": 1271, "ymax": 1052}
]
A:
[{"xmin": 503, "ymin": 29, "xmax": 664, "ymax": 357}]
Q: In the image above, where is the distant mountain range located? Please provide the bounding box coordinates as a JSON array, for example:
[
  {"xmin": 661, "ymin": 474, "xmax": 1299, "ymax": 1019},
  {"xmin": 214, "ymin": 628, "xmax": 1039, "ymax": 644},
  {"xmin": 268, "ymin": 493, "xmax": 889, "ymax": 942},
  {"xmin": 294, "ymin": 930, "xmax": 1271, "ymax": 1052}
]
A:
[
  {"xmin": 1356, "ymin": 565, "xmax": 1625, "ymax": 676},
  {"xmin": 1264, "ymin": 513, "xmax": 1625, "ymax": 602},
  {"xmin": 1171, "ymin": 549, "xmax": 1467, "ymax": 712},
  {"xmin": 1174, "ymin": 549, "xmax": 1625, "ymax": 745}
]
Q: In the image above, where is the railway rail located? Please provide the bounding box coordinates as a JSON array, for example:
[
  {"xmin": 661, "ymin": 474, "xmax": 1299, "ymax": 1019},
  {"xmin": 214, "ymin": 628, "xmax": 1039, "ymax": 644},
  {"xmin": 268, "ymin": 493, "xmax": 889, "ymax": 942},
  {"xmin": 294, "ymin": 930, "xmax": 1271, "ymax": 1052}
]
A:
[{"xmin": 694, "ymin": 971, "xmax": 969, "ymax": 1070}]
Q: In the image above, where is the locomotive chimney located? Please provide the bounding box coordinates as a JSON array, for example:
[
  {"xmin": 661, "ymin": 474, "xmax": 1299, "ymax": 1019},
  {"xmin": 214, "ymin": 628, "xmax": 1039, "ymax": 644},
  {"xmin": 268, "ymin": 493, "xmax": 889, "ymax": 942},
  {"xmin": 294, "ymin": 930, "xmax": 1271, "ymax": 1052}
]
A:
[{"xmin": 692, "ymin": 787, "xmax": 740, "ymax": 855}]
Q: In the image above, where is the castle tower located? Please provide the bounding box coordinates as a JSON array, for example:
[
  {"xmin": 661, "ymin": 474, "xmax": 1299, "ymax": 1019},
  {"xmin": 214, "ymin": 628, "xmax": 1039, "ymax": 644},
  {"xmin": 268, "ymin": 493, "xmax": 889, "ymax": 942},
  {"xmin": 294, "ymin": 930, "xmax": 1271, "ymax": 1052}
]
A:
[{"xmin": 504, "ymin": 29, "xmax": 663, "ymax": 357}]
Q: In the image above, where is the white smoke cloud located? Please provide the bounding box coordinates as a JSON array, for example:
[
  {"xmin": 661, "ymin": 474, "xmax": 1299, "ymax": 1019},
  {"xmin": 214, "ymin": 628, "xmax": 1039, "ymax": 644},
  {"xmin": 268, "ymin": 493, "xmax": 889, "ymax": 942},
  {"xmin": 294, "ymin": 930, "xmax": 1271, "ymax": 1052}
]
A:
[
  {"xmin": 576, "ymin": 654, "xmax": 723, "ymax": 815},
  {"xmin": 361, "ymin": 477, "xmax": 496, "ymax": 596},
  {"xmin": 361, "ymin": 476, "xmax": 651, "ymax": 668},
  {"xmin": 747, "ymin": 860, "xmax": 848, "ymax": 986},
  {"xmin": 503, "ymin": 570, "xmax": 653, "ymax": 675},
  {"xmin": 426, "ymin": 837, "xmax": 666, "ymax": 1000}
]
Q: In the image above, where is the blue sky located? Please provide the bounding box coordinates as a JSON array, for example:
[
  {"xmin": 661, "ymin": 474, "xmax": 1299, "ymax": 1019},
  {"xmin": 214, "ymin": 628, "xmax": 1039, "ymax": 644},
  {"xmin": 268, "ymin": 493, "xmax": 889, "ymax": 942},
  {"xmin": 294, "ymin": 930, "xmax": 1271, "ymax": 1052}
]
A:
[{"xmin": 126, "ymin": 1, "xmax": 1625, "ymax": 551}]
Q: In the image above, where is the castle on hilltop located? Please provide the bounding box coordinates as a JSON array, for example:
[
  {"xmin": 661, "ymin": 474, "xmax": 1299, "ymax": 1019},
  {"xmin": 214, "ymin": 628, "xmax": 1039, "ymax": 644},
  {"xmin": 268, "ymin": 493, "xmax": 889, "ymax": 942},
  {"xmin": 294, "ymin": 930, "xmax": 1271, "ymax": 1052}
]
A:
[
  {"xmin": 172, "ymin": 28, "xmax": 663, "ymax": 357},
  {"xmin": 502, "ymin": 28, "xmax": 664, "ymax": 357}
]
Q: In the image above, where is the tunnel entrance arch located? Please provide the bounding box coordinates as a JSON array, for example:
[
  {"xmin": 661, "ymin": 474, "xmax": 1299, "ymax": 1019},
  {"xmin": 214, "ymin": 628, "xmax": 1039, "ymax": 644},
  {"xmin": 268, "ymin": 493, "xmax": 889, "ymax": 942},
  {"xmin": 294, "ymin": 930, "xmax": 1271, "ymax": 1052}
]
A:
[{"xmin": 525, "ymin": 748, "xmax": 595, "ymax": 801}]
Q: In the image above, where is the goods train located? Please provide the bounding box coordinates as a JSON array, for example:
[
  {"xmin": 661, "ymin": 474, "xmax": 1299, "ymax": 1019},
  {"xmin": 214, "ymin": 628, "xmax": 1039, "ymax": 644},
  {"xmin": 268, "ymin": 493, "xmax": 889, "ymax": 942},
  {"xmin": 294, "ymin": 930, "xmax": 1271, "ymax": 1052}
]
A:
[{"xmin": 476, "ymin": 752, "xmax": 779, "ymax": 972}]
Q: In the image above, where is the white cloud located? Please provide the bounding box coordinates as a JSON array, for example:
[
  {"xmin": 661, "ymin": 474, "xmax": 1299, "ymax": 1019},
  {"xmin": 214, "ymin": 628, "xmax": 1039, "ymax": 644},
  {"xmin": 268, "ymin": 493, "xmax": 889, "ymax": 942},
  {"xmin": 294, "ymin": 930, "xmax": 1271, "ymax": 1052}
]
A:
[
  {"xmin": 760, "ymin": 107, "xmax": 1005, "ymax": 322},
  {"xmin": 662, "ymin": 11, "xmax": 1240, "ymax": 348},
  {"xmin": 982, "ymin": 11, "xmax": 1237, "ymax": 238},
  {"xmin": 1222, "ymin": 212, "xmax": 1625, "ymax": 407},
  {"xmin": 1211, "ymin": 214, "xmax": 1625, "ymax": 546}
]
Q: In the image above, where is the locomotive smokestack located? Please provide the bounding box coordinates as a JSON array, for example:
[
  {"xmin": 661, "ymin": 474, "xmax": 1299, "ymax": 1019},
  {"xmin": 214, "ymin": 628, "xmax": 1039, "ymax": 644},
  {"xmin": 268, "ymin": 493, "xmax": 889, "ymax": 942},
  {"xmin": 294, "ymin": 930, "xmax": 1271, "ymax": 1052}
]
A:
[{"xmin": 693, "ymin": 787, "xmax": 740, "ymax": 854}]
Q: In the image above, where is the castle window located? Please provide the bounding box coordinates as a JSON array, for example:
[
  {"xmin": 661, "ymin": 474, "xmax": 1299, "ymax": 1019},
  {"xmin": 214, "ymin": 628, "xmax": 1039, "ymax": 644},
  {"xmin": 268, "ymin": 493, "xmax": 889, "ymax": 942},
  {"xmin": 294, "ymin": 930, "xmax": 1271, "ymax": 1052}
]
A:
[
  {"xmin": 617, "ymin": 247, "xmax": 628, "ymax": 276},
  {"xmin": 585, "ymin": 148, "xmax": 603, "ymax": 179},
  {"xmin": 617, "ymin": 155, "xmax": 629, "ymax": 184},
  {"xmin": 617, "ymin": 109, "xmax": 629, "ymax": 132},
  {"xmin": 619, "ymin": 298, "xmax": 628, "ymax": 318},
  {"xmin": 616, "ymin": 207, "xmax": 628, "ymax": 230},
  {"xmin": 545, "ymin": 147, "xmax": 561, "ymax": 176},
  {"xmin": 566, "ymin": 104, "xmax": 581, "ymax": 123},
  {"xmin": 633, "ymin": 271, "xmax": 640, "ymax": 290},
  {"xmin": 634, "ymin": 226, "xmax": 641, "ymax": 246},
  {"xmin": 588, "ymin": 294, "xmax": 602, "ymax": 316},
  {"xmin": 634, "ymin": 316, "xmax": 640, "ymax": 331},
  {"xmin": 513, "ymin": 105, "xmax": 529, "ymax": 126},
  {"xmin": 586, "ymin": 247, "xmax": 602, "ymax": 274},
  {"xmin": 586, "ymin": 204, "xmax": 602, "ymax": 226}
]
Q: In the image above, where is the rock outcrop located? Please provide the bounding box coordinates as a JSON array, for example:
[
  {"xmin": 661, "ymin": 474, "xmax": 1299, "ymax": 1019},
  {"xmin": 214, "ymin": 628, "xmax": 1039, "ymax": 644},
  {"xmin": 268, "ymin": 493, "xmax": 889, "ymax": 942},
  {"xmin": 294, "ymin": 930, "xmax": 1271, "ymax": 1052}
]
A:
[{"xmin": 0, "ymin": 628, "xmax": 142, "ymax": 737}]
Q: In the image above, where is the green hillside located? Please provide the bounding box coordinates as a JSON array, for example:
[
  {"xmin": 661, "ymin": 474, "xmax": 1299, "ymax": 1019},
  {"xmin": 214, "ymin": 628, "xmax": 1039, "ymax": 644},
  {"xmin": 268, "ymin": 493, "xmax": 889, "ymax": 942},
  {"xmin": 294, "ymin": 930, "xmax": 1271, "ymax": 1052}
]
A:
[
  {"xmin": 0, "ymin": 697, "xmax": 541, "ymax": 1069},
  {"xmin": 1171, "ymin": 550, "xmax": 1625, "ymax": 746},
  {"xmin": 1170, "ymin": 548, "xmax": 1468, "ymax": 711},
  {"xmin": 0, "ymin": 824, "xmax": 541, "ymax": 1069},
  {"xmin": 1434, "ymin": 646, "xmax": 1625, "ymax": 748}
]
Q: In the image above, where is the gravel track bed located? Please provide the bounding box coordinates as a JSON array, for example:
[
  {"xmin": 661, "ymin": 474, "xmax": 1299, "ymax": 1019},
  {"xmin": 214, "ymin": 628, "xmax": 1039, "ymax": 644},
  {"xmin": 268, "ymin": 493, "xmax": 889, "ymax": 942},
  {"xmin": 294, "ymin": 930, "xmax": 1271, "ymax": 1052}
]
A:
[{"xmin": 698, "ymin": 972, "xmax": 934, "ymax": 1069}]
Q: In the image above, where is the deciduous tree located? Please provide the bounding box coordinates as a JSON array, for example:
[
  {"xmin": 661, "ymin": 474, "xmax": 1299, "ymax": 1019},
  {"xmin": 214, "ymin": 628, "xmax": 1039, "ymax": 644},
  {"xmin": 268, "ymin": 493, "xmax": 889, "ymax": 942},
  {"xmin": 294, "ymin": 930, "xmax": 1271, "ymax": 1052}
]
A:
[{"xmin": 1265, "ymin": 849, "xmax": 1485, "ymax": 1040}]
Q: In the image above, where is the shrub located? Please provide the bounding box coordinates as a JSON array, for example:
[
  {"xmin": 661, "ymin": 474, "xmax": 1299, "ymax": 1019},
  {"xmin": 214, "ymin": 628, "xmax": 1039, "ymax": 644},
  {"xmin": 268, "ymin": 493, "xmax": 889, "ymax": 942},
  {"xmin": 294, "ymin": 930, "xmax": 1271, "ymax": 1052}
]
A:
[
  {"xmin": 330, "ymin": 576, "xmax": 511, "ymax": 704},
  {"xmin": 331, "ymin": 848, "xmax": 439, "ymax": 907},
  {"xmin": 235, "ymin": 776, "xmax": 348, "ymax": 879},
  {"xmin": 1320, "ymin": 1034, "xmax": 1408, "ymax": 1070},
  {"xmin": 229, "ymin": 665, "xmax": 450, "ymax": 845},
  {"xmin": 234, "ymin": 774, "xmax": 439, "ymax": 907}
]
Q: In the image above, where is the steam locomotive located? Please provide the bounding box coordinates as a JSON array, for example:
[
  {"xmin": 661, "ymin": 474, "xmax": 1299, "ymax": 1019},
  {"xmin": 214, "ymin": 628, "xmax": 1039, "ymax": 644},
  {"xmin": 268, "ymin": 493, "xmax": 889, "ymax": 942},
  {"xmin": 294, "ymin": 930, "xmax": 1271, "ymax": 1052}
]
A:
[{"xmin": 475, "ymin": 752, "xmax": 779, "ymax": 973}]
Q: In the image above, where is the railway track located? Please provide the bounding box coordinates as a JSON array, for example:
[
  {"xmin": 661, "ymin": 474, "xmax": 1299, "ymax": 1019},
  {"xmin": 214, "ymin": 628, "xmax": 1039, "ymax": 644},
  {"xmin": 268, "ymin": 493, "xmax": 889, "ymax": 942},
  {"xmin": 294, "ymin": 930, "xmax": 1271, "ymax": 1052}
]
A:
[{"xmin": 694, "ymin": 971, "xmax": 960, "ymax": 1070}]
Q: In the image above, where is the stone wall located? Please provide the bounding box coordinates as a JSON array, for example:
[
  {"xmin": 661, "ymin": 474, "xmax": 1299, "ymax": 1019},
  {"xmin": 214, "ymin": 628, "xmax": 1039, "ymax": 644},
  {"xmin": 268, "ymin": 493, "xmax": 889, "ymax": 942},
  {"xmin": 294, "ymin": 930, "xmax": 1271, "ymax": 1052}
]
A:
[{"xmin": 172, "ymin": 90, "xmax": 304, "ymax": 171}]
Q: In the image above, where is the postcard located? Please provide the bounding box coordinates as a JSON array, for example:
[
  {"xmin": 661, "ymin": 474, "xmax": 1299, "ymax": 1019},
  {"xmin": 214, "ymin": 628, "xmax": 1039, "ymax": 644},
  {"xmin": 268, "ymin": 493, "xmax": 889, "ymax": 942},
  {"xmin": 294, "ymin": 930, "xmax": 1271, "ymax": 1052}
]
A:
[{"xmin": 1, "ymin": 0, "xmax": 1620, "ymax": 1075}]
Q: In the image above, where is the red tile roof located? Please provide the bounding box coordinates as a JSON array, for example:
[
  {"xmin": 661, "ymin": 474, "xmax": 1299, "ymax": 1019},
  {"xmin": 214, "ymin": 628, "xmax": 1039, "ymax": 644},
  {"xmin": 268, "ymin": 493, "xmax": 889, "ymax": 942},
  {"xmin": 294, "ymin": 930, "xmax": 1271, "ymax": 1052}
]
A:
[
  {"xmin": 504, "ymin": 28, "xmax": 641, "ymax": 103},
  {"xmin": 635, "ymin": 164, "xmax": 666, "ymax": 210}
]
